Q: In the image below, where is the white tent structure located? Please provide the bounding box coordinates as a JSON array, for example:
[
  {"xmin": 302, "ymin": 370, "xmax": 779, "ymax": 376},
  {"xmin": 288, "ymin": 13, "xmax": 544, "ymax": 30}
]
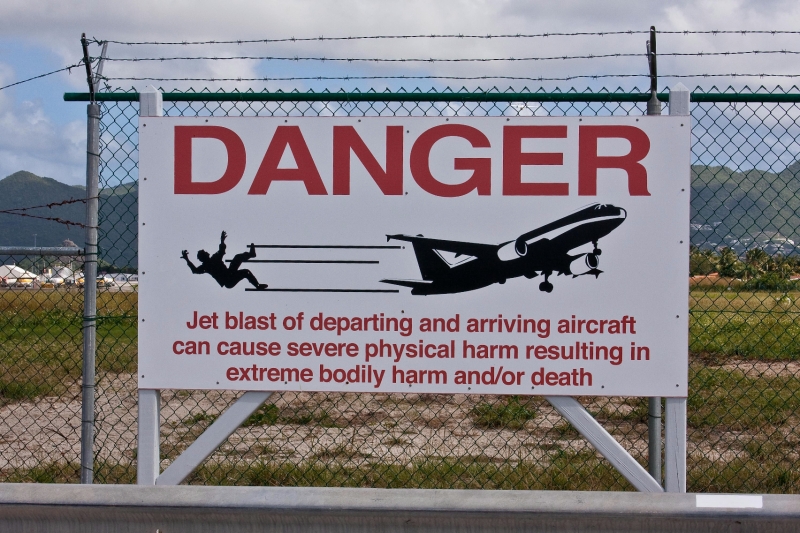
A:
[{"xmin": 0, "ymin": 264, "xmax": 39, "ymax": 287}]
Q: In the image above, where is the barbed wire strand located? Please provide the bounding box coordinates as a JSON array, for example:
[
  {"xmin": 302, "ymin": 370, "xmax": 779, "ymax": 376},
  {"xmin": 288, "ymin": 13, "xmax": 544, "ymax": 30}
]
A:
[
  {"xmin": 92, "ymin": 30, "xmax": 800, "ymax": 46},
  {"xmin": 2, "ymin": 197, "xmax": 92, "ymax": 214},
  {"xmin": 98, "ymin": 50, "xmax": 800, "ymax": 64},
  {"xmin": 0, "ymin": 197, "xmax": 99, "ymax": 229},
  {"xmin": 100, "ymin": 73, "xmax": 800, "ymax": 83},
  {"xmin": 0, "ymin": 62, "xmax": 86, "ymax": 91},
  {"xmin": 0, "ymin": 210, "xmax": 88, "ymax": 229},
  {"xmin": 102, "ymin": 74, "xmax": 647, "ymax": 83}
]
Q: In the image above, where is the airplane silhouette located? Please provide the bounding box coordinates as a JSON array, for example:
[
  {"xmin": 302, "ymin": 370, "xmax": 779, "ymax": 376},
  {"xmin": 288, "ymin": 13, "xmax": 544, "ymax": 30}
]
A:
[{"xmin": 381, "ymin": 203, "xmax": 626, "ymax": 295}]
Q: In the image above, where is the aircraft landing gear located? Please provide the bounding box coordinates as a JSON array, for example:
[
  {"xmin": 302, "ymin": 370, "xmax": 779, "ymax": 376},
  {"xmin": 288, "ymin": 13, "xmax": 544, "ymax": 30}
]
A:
[
  {"xmin": 592, "ymin": 240, "xmax": 602, "ymax": 256},
  {"xmin": 538, "ymin": 272, "xmax": 553, "ymax": 293}
]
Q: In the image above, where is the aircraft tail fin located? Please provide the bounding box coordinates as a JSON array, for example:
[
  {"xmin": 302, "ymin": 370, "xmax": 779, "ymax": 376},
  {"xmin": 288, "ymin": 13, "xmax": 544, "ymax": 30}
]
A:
[{"xmin": 386, "ymin": 234, "xmax": 451, "ymax": 280}]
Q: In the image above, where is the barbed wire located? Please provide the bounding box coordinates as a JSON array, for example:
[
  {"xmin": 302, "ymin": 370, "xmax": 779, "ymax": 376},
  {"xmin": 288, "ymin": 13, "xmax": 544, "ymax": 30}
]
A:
[
  {"xmin": 0, "ymin": 197, "xmax": 95, "ymax": 229},
  {"xmin": 0, "ymin": 61, "xmax": 86, "ymax": 91},
  {"xmin": 0, "ymin": 210, "xmax": 87, "ymax": 229},
  {"xmin": 4, "ymin": 35, "xmax": 793, "ymax": 92},
  {"xmin": 101, "ymin": 74, "xmax": 648, "ymax": 83},
  {"xmin": 3, "ymin": 33, "xmax": 794, "ymax": 91},
  {"xmin": 91, "ymin": 30, "xmax": 800, "ymax": 46},
  {"xmin": 98, "ymin": 50, "xmax": 800, "ymax": 64},
  {"xmin": 660, "ymin": 30, "xmax": 800, "ymax": 35},
  {"xmin": 2, "ymin": 197, "xmax": 91, "ymax": 213},
  {"xmin": 100, "ymin": 72, "xmax": 800, "ymax": 83},
  {"xmin": 666, "ymin": 73, "xmax": 800, "ymax": 78}
]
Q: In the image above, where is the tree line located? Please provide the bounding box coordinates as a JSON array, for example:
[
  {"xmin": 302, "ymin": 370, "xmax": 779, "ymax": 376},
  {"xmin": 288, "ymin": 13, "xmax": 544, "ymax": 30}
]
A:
[{"xmin": 690, "ymin": 246, "xmax": 800, "ymax": 291}]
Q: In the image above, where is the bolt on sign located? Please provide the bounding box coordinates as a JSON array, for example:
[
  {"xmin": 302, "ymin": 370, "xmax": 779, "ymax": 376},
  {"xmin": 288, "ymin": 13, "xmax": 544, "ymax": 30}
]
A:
[{"xmin": 139, "ymin": 116, "xmax": 689, "ymax": 397}]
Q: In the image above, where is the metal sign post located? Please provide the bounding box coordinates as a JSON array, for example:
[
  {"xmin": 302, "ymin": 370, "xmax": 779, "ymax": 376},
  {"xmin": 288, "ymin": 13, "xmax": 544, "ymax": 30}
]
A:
[
  {"xmin": 665, "ymin": 82, "xmax": 690, "ymax": 493},
  {"xmin": 137, "ymin": 86, "xmax": 163, "ymax": 486}
]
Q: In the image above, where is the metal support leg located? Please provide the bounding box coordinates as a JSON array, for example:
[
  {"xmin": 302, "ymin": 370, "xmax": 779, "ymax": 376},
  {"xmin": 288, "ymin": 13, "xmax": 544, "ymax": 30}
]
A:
[
  {"xmin": 664, "ymin": 82, "xmax": 690, "ymax": 494},
  {"xmin": 547, "ymin": 396, "xmax": 663, "ymax": 492},
  {"xmin": 664, "ymin": 397, "xmax": 687, "ymax": 492},
  {"xmin": 136, "ymin": 85, "xmax": 164, "ymax": 487},
  {"xmin": 137, "ymin": 389, "xmax": 161, "ymax": 485},
  {"xmin": 157, "ymin": 391, "xmax": 272, "ymax": 486},
  {"xmin": 648, "ymin": 397, "xmax": 662, "ymax": 484}
]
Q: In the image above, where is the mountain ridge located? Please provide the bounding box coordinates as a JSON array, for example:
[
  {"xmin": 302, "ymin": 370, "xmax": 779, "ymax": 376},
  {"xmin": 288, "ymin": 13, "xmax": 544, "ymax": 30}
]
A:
[
  {"xmin": 3, "ymin": 163, "xmax": 800, "ymax": 268},
  {"xmin": 0, "ymin": 171, "xmax": 138, "ymax": 267}
]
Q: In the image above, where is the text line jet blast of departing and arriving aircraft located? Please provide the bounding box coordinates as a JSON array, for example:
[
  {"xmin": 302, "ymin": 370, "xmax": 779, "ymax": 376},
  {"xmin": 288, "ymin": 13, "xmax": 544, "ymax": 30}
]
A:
[{"xmin": 380, "ymin": 203, "xmax": 627, "ymax": 295}]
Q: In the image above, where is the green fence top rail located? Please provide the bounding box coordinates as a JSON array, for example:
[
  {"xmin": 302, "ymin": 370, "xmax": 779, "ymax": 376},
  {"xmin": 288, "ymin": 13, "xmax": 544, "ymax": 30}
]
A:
[{"xmin": 62, "ymin": 91, "xmax": 800, "ymax": 103}]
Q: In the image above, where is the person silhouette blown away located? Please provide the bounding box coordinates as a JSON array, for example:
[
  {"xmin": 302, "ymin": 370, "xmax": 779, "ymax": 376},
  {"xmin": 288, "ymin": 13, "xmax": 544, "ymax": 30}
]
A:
[{"xmin": 181, "ymin": 231, "xmax": 268, "ymax": 290}]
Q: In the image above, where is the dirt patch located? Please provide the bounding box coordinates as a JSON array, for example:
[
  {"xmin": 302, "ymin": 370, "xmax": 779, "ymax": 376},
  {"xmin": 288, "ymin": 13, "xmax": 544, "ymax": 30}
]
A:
[
  {"xmin": 718, "ymin": 360, "xmax": 800, "ymax": 379},
  {"xmin": 0, "ymin": 371, "xmax": 795, "ymax": 477}
]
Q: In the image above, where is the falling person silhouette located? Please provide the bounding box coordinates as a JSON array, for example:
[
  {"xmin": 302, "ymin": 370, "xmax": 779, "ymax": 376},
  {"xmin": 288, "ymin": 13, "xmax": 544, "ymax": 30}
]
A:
[{"xmin": 181, "ymin": 231, "xmax": 268, "ymax": 289}]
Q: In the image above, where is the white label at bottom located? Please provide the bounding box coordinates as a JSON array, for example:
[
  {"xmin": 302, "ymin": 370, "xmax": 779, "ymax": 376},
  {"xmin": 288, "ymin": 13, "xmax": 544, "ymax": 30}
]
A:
[{"xmin": 696, "ymin": 495, "xmax": 763, "ymax": 509}]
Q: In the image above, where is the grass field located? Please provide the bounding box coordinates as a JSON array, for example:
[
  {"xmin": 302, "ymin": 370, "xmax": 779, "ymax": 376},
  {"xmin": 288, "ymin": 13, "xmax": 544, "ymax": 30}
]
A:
[
  {"xmin": 3, "ymin": 446, "xmax": 797, "ymax": 493},
  {"xmin": 0, "ymin": 289, "xmax": 136, "ymax": 405},
  {"xmin": 0, "ymin": 287, "xmax": 798, "ymax": 492},
  {"xmin": 690, "ymin": 290, "xmax": 800, "ymax": 361}
]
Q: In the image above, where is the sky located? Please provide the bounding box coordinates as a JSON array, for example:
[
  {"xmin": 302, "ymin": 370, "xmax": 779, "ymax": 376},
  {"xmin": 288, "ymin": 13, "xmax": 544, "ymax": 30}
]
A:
[{"xmin": 1, "ymin": 0, "xmax": 800, "ymax": 185}]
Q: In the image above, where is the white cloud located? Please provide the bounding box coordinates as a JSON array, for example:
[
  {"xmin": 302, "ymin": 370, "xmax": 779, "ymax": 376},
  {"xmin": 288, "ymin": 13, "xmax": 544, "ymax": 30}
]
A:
[
  {"xmin": 1, "ymin": 0, "xmax": 798, "ymax": 93},
  {"xmin": 0, "ymin": 63, "xmax": 84, "ymax": 183},
  {"xmin": 2, "ymin": 0, "xmax": 800, "ymax": 183}
]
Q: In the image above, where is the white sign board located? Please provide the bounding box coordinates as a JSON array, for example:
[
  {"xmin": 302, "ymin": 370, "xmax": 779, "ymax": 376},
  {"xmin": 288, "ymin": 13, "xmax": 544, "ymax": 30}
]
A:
[{"xmin": 139, "ymin": 116, "xmax": 689, "ymax": 396}]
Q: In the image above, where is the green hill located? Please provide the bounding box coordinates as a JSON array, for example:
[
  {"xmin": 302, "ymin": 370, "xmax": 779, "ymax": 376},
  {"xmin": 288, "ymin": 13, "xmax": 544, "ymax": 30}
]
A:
[
  {"xmin": 98, "ymin": 180, "xmax": 138, "ymax": 268},
  {"xmin": 3, "ymin": 162, "xmax": 800, "ymax": 270},
  {"xmin": 0, "ymin": 171, "xmax": 86, "ymax": 247},
  {"xmin": 690, "ymin": 163, "xmax": 800, "ymax": 254},
  {"xmin": 0, "ymin": 171, "xmax": 138, "ymax": 268}
]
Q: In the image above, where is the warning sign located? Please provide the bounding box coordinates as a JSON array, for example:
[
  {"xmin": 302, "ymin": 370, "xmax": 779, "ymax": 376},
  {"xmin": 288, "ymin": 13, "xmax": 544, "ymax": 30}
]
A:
[{"xmin": 139, "ymin": 116, "xmax": 689, "ymax": 396}]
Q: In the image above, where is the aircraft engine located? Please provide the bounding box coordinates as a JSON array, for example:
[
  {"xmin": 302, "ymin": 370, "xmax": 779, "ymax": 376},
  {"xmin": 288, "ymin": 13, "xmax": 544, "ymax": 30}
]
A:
[
  {"xmin": 568, "ymin": 253, "xmax": 599, "ymax": 276},
  {"xmin": 514, "ymin": 237, "xmax": 528, "ymax": 257},
  {"xmin": 497, "ymin": 237, "xmax": 547, "ymax": 262}
]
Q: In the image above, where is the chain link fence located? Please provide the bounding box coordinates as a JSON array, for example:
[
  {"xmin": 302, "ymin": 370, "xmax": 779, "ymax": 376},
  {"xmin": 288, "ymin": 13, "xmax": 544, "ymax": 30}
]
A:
[{"xmin": 1, "ymin": 87, "xmax": 798, "ymax": 492}]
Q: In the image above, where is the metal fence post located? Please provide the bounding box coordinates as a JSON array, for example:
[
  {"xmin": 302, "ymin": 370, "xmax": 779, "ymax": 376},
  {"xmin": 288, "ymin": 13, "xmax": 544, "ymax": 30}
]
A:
[
  {"xmin": 665, "ymin": 81, "xmax": 690, "ymax": 493},
  {"xmin": 645, "ymin": 25, "xmax": 662, "ymax": 485},
  {"xmin": 137, "ymin": 86, "xmax": 163, "ymax": 486},
  {"xmin": 80, "ymin": 101, "xmax": 100, "ymax": 484},
  {"xmin": 646, "ymin": 26, "xmax": 661, "ymax": 116}
]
